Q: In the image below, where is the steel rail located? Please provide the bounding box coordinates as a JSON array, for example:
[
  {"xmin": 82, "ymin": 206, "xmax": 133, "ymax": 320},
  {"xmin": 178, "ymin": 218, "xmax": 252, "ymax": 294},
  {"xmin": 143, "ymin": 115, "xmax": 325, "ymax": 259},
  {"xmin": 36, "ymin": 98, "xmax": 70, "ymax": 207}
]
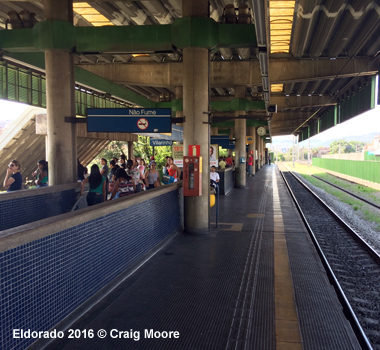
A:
[
  {"xmin": 311, "ymin": 174, "xmax": 380, "ymax": 211},
  {"xmin": 279, "ymin": 166, "xmax": 374, "ymax": 350}
]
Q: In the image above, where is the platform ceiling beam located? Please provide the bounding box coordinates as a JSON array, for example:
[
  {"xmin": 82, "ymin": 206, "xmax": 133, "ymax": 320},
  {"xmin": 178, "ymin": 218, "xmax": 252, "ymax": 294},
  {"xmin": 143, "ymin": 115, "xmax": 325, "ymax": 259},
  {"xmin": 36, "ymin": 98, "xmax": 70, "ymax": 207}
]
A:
[
  {"xmin": 0, "ymin": 18, "xmax": 257, "ymax": 53},
  {"xmin": 77, "ymin": 58, "xmax": 377, "ymax": 88}
]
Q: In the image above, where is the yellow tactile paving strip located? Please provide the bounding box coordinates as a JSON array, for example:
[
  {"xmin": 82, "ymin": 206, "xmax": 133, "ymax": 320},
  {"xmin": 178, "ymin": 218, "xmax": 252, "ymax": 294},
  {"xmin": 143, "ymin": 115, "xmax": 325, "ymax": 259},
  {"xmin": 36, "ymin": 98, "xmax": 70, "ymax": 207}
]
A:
[{"xmin": 273, "ymin": 170, "xmax": 303, "ymax": 350}]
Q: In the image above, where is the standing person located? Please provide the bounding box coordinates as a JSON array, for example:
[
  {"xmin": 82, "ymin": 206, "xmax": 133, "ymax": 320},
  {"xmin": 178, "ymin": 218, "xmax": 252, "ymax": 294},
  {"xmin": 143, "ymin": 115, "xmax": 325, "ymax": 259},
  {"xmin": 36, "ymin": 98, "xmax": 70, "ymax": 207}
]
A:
[
  {"xmin": 110, "ymin": 168, "xmax": 135, "ymax": 200},
  {"xmin": 80, "ymin": 164, "xmax": 106, "ymax": 206},
  {"xmin": 33, "ymin": 160, "xmax": 48, "ymax": 187},
  {"xmin": 125, "ymin": 159, "xmax": 144, "ymax": 192},
  {"xmin": 225, "ymin": 155, "xmax": 233, "ymax": 167},
  {"xmin": 268, "ymin": 154, "xmax": 272, "ymax": 165},
  {"xmin": 100, "ymin": 158, "xmax": 109, "ymax": 196},
  {"xmin": 119, "ymin": 155, "xmax": 127, "ymax": 169},
  {"xmin": 108, "ymin": 160, "xmax": 119, "ymax": 182},
  {"xmin": 3, "ymin": 160, "xmax": 22, "ymax": 192},
  {"xmin": 108, "ymin": 159, "xmax": 119, "ymax": 194},
  {"xmin": 167, "ymin": 156, "xmax": 181, "ymax": 182},
  {"xmin": 247, "ymin": 153, "xmax": 253, "ymax": 177},
  {"xmin": 145, "ymin": 161, "xmax": 161, "ymax": 190},
  {"xmin": 100, "ymin": 158, "xmax": 109, "ymax": 179},
  {"xmin": 138, "ymin": 159, "xmax": 146, "ymax": 175},
  {"xmin": 219, "ymin": 157, "xmax": 226, "ymax": 170},
  {"xmin": 163, "ymin": 156, "xmax": 170, "ymax": 175}
]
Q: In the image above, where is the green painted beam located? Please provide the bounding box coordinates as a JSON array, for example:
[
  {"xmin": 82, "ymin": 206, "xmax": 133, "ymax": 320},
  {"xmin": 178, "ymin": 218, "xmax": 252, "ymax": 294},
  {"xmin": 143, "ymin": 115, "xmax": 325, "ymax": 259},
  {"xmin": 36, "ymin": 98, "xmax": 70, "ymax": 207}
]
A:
[
  {"xmin": 0, "ymin": 17, "xmax": 257, "ymax": 53},
  {"xmin": 76, "ymin": 24, "xmax": 173, "ymax": 53}
]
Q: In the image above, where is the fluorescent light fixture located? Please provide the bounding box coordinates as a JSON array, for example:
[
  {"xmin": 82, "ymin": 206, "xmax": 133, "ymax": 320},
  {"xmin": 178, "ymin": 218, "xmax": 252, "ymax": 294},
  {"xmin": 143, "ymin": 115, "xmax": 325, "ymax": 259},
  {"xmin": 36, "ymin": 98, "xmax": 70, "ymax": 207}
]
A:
[
  {"xmin": 271, "ymin": 84, "xmax": 283, "ymax": 92},
  {"xmin": 269, "ymin": 1, "xmax": 296, "ymax": 53},
  {"xmin": 73, "ymin": 2, "xmax": 113, "ymax": 26}
]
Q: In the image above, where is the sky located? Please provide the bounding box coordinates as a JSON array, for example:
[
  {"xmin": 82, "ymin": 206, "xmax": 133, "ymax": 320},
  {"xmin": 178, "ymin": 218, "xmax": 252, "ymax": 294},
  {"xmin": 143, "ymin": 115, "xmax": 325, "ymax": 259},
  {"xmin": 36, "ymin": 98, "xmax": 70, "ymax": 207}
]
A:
[
  {"xmin": 0, "ymin": 100, "xmax": 30, "ymax": 123},
  {"xmin": 271, "ymin": 102, "xmax": 380, "ymax": 147}
]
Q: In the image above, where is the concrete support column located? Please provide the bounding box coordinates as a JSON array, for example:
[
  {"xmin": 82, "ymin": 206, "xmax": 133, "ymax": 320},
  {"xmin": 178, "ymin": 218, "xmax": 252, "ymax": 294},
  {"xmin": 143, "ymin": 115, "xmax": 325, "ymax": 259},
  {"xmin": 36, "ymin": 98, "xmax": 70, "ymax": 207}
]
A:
[
  {"xmin": 248, "ymin": 127, "xmax": 256, "ymax": 175},
  {"xmin": 234, "ymin": 86, "xmax": 246, "ymax": 188},
  {"xmin": 127, "ymin": 141, "xmax": 134, "ymax": 159},
  {"xmin": 183, "ymin": 47, "xmax": 209, "ymax": 233},
  {"xmin": 45, "ymin": 0, "xmax": 76, "ymax": 185},
  {"xmin": 175, "ymin": 86, "xmax": 183, "ymax": 123},
  {"xmin": 182, "ymin": 14, "xmax": 210, "ymax": 234}
]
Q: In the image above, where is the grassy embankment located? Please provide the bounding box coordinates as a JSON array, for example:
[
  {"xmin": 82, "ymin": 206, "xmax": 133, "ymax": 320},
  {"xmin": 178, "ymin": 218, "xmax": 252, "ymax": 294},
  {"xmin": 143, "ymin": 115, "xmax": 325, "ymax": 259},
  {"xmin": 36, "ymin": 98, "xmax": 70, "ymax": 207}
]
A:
[{"xmin": 282, "ymin": 162, "xmax": 380, "ymax": 230}]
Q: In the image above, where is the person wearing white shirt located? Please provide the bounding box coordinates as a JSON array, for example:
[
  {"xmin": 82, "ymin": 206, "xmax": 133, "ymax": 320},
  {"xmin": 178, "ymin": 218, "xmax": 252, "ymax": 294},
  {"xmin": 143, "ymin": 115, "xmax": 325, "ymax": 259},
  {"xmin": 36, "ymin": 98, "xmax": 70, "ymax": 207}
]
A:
[{"xmin": 210, "ymin": 166, "xmax": 220, "ymax": 183}]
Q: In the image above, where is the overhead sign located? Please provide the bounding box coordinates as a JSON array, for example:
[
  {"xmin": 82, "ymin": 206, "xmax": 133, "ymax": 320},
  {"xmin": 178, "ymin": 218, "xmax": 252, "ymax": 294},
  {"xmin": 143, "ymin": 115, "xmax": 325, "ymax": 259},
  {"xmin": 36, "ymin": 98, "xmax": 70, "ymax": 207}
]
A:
[
  {"xmin": 211, "ymin": 135, "xmax": 230, "ymax": 149},
  {"xmin": 150, "ymin": 139, "xmax": 173, "ymax": 146},
  {"xmin": 87, "ymin": 108, "xmax": 172, "ymax": 133},
  {"xmin": 140, "ymin": 124, "xmax": 183, "ymax": 142}
]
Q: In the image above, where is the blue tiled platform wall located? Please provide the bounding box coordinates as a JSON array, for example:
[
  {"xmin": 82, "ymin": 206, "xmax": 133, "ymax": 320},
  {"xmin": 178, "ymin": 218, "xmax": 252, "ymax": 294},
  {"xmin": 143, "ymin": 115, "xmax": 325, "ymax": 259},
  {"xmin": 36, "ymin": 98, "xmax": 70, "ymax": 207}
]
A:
[
  {"xmin": 0, "ymin": 189, "xmax": 77, "ymax": 231},
  {"xmin": 0, "ymin": 189, "xmax": 182, "ymax": 350}
]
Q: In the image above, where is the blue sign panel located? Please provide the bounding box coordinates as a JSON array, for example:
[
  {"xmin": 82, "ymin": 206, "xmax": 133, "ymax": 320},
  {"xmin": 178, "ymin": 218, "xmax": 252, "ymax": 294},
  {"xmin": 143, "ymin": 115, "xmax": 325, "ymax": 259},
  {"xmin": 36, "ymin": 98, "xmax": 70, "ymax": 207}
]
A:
[
  {"xmin": 140, "ymin": 124, "xmax": 183, "ymax": 142},
  {"xmin": 87, "ymin": 108, "xmax": 172, "ymax": 133},
  {"xmin": 211, "ymin": 135, "xmax": 230, "ymax": 148},
  {"xmin": 150, "ymin": 139, "xmax": 173, "ymax": 146}
]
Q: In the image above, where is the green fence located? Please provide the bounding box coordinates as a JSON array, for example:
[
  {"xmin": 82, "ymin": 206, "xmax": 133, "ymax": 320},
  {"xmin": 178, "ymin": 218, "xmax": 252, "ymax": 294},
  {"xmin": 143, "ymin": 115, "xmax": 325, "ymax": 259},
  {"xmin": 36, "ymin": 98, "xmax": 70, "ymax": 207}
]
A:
[
  {"xmin": 364, "ymin": 152, "xmax": 380, "ymax": 162},
  {"xmin": 312, "ymin": 158, "xmax": 380, "ymax": 184}
]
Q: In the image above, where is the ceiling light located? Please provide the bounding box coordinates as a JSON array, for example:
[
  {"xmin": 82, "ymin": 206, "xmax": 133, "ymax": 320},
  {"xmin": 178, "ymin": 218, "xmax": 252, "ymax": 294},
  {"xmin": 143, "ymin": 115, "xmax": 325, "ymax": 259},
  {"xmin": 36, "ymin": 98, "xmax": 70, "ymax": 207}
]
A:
[
  {"xmin": 269, "ymin": 1, "xmax": 296, "ymax": 54},
  {"xmin": 271, "ymin": 84, "xmax": 283, "ymax": 92},
  {"xmin": 73, "ymin": 2, "xmax": 113, "ymax": 26}
]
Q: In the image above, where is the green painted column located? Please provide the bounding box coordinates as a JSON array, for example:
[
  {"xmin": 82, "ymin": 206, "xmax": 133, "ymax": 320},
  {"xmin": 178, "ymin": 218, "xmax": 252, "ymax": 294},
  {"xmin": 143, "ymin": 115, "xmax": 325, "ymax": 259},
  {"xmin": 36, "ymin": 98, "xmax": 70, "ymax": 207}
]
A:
[
  {"xmin": 234, "ymin": 86, "xmax": 246, "ymax": 188},
  {"xmin": 183, "ymin": 0, "xmax": 210, "ymax": 234},
  {"xmin": 45, "ymin": 0, "xmax": 76, "ymax": 185}
]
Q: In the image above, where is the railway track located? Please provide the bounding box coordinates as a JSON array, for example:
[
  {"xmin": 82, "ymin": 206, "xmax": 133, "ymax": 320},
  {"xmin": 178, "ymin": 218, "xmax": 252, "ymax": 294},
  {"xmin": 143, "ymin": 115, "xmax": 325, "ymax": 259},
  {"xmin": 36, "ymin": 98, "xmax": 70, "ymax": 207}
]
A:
[
  {"xmin": 310, "ymin": 174, "xmax": 380, "ymax": 211},
  {"xmin": 280, "ymin": 165, "xmax": 380, "ymax": 350}
]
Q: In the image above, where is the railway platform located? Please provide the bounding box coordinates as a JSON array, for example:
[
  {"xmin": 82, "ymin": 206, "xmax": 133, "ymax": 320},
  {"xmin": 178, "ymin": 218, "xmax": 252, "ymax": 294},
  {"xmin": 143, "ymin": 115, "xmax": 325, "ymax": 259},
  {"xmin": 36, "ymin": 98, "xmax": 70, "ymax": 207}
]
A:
[{"xmin": 44, "ymin": 164, "xmax": 360, "ymax": 350}]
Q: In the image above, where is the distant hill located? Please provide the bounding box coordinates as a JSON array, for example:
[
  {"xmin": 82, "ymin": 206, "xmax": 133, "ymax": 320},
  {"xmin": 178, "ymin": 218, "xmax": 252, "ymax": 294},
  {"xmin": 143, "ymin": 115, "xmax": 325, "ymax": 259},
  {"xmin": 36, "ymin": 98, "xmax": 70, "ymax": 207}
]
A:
[{"xmin": 272, "ymin": 132, "xmax": 379, "ymax": 150}]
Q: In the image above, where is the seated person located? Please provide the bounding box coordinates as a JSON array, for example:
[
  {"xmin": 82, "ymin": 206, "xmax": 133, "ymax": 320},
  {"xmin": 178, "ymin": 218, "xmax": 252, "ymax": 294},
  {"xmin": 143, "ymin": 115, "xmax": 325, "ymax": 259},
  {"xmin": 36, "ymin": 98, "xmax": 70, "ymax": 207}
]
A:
[{"xmin": 210, "ymin": 166, "xmax": 220, "ymax": 187}]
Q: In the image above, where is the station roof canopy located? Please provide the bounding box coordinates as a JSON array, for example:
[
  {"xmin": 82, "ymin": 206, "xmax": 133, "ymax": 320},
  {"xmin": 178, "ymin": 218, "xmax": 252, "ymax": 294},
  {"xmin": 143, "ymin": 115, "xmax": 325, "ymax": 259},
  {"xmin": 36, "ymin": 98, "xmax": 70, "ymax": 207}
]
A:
[{"xmin": 0, "ymin": 0, "xmax": 379, "ymax": 139}]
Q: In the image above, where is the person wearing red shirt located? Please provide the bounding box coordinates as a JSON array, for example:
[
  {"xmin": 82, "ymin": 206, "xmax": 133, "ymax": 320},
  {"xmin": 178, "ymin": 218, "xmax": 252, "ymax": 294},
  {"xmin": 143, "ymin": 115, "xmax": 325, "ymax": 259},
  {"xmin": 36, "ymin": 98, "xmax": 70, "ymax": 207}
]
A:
[{"xmin": 225, "ymin": 156, "xmax": 233, "ymax": 167}]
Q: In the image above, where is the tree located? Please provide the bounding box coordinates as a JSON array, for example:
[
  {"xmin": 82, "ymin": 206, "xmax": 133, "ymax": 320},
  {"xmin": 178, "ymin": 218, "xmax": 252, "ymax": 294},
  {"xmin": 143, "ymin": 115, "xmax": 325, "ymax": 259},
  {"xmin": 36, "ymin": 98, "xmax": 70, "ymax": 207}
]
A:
[
  {"xmin": 330, "ymin": 139, "xmax": 368, "ymax": 154},
  {"xmin": 133, "ymin": 135, "xmax": 172, "ymax": 169},
  {"xmin": 97, "ymin": 141, "xmax": 127, "ymax": 161}
]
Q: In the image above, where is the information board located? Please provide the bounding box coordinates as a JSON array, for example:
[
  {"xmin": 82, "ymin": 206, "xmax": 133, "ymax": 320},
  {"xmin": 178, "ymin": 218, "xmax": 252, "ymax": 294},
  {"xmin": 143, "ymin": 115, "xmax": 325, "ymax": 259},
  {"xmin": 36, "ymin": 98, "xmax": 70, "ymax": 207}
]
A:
[{"xmin": 87, "ymin": 108, "xmax": 172, "ymax": 133}]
